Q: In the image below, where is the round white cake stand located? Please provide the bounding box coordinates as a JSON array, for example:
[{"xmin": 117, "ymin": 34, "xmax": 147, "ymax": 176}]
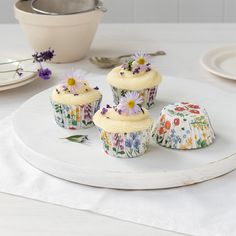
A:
[{"xmin": 12, "ymin": 75, "xmax": 236, "ymax": 189}]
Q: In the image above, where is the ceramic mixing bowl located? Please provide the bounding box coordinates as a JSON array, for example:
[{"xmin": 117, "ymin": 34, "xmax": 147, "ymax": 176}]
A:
[{"xmin": 14, "ymin": 0, "xmax": 106, "ymax": 63}]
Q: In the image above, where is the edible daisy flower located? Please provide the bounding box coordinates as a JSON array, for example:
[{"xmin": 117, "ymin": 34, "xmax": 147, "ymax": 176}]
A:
[
  {"xmin": 133, "ymin": 52, "xmax": 151, "ymax": 72},
  {"xmin": 117, "ymin": 91, "xmax": 143, "ymax": 115},
  {"xmin": 62, "ymin": 71, "xmax": 84, "ymax": 94}
]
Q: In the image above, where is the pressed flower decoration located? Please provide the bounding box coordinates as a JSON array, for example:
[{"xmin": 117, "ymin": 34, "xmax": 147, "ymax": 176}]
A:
[
  {"xmin": 121, "ymin": 52, "xmax": 151, "ymax": 75},
  {"xmin": 0, "ymin": 48, "xmax": 55, "ymax": 80}
]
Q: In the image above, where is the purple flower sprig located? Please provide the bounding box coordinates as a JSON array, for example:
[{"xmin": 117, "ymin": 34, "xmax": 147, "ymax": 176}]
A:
[
  {"xmin": 0, "ymin": 48, "xmax": 55, "ymax": 81},
  {"xmin": 33, "ymin": 48, "xmax": 54, "ymax": 80},
  {"xmin": 32, "ymin": 48, "xmax": 55, "ymax": 63}
]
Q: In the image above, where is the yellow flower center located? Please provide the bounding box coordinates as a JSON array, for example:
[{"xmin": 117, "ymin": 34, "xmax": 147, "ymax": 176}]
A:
[
  {"xmin": 137, "ymin": 57, "xmax": 146, "ymax": 65},
  {"xmin": 128, "ymin": 100, "xmax": 135, "ymax": 108},
  {"xmin": 67, "ymin": 78, "xmax": 76, "ymax": 86}
]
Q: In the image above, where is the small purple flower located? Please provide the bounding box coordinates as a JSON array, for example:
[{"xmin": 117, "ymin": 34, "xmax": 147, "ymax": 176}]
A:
[
  {"xmin": 38, "ymin": 68, "xmax": 52, "ymax": 80},
  {"xmin": 132, "ymin": 67, "xmax": 140, "ymax": 75},
  {"xmin": 116, "ymin": 91, "xmax": 143, "ymax": 115},
  {"xmin": 101, "ymin": 107, "xmax": 108, "ymax": 115},
  {"xmin": 32, "ymin": 48, "xmax": 55, "ymax": 63}
]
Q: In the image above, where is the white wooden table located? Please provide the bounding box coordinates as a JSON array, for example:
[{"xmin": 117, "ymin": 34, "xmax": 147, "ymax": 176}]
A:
[{"xmin": 1, "ymin": 23, "xmax": 236, "ymax": 236}]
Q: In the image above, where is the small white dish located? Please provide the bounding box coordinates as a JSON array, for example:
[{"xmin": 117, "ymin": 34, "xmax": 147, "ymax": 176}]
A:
[
  {"xmin": 14, "ymin": 0, "xmax": 105, "ymax": 63},
  {"xmin": 201, "ymin": 45, "xmax": 236, "ymax": 81},
  {"xmin": 0, "ymin": 59, "xmax": 37, "ymax": 91},
  {"xmin": 0, "ymin": 77, "xmax": 37, "ymax": 91}
]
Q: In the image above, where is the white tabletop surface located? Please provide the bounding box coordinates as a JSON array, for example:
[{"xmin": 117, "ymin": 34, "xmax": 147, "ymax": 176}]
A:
[{"xmin": 1, "ymin": 23, "xmax": 236, "ymax": 236}]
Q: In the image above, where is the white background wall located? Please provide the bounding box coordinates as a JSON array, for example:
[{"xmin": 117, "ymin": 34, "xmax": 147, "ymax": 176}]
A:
[{"xmin": 1, "ymin": 0, "xmax": 236, "ymax": 23}]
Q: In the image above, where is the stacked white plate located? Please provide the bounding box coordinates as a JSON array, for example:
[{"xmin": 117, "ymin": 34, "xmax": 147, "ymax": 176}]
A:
[
  {"xmin": 201, "ymin": 45, "xmax": 236, "ymax": 81},
  {"xmin": 0, "ymin": 59, "xmax": 37, "ymax": 91}
]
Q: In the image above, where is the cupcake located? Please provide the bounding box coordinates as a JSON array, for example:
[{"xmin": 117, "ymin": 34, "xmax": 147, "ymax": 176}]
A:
[
  {"xmin": 107, "ymin": 52, "xmax": 161, "ymax": 109},
  {"xmin": 152, "ymin": 102, "xmax": 215, "ymax": 149},
  {"xmin": 51, "ymin": 71, "xmax": 102, "ymax": 129},
  {"xmin": 93, "ymin": 92, "xmax": 153, "ymax": 158}
]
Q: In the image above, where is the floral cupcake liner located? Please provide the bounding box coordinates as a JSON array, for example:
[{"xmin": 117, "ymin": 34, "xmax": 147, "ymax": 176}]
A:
[
  {"xmin": 111, "ymin": 85, "xmax": 158, "ymax": 110},
  {"xmin": 152, "ymin": 103, "xmax": 215, "ymax": 150},
  {"xmin": 152, "ymin": 122, "xmax": 215, "ymax": 150},
  {"xmin": 51, "ymin": 98, "xmax": 102, "ymax": 130},
  {"xmin": 98, "ymin": 128, "xmax": 151, "ymax": 158}
]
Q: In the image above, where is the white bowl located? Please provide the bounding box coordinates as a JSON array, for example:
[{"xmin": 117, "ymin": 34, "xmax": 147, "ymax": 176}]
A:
[{"xmin": 14, "ymin": 1, "xmax": 105, "ymax": 63}]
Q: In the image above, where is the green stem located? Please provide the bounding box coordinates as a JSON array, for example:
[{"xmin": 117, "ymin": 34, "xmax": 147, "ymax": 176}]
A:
[{"xmin": 0, "ymin": 58, "xmax": 33, "ymax": 66}]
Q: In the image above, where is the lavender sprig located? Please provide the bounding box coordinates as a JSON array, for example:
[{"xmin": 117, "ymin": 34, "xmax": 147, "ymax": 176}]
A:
[
  {"xmin": 32, "ymin": 48, "xmax": 55, "ymax": 63},
  {"xmin": 121, "ymin": 52, "xmax": 152, "ymax": 75},
  {"xmin": 0, "ymin": 48, "xmax": 55, "ymax": 80}
]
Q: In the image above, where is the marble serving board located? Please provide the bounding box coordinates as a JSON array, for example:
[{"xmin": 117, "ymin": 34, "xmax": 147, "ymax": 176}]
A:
[{"xmin": 12, "ymin": 75, "xmax": 236, "ymax": 189}]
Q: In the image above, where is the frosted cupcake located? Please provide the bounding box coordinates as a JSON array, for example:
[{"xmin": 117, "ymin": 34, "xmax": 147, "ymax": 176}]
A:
[
  {"xmin": 93, "ymin": 92, "xmax": 153, "ymax": 158},
  {"xmin": 107, "ymin": 52, "xmax": 161, "ymax": 109},
  {"xmin": 152, "ymin": 102, "xmax": 215, "ymax": 149},
  {"xmin": 51, "ymin": 71, "xmax": 102, "ymax": 129}
]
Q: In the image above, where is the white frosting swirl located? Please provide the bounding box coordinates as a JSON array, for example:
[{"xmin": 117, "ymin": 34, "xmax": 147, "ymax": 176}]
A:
[
  {"xmin": 93, "ymin": 108, "xmax": 153, "ymax": 133},
  {"xmin": 107, "ymin": 66, "xmax": 161, "ymax": 90},
  {"xmin": 51, "ymin": 80, "xmax": 102, "ymax": 105}
]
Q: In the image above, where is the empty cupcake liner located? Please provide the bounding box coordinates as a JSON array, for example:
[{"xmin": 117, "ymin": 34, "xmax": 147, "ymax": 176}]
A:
[
  {"xmin": 98, "ymin": 128, "xmax": 151, "ymax": 158},
  {"xmin": 51, "ymin": 98, "xmax": 102, "ymax": 129},
  {"xmin": 111, "ymin": 85, "xmax": 158, "ymax": 109},
  {"xmin": 152, "ymin": 103, "xmax": 215, "ymax": 150}
]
